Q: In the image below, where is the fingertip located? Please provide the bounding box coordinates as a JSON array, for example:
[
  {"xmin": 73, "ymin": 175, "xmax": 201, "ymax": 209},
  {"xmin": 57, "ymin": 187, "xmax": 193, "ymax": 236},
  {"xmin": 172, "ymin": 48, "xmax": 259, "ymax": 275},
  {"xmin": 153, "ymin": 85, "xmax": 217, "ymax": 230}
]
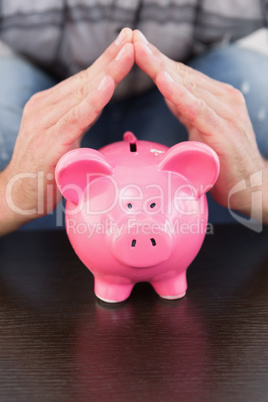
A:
[
  {"xmin": 133, "ymin": 29, "xmax": 140, "ymax": 42},
  {"xmin": 97, "ymin": 75, "xmax": 115, "ymax": 93},
  {"xmin": 126, "ymin": 42, "xmax": 135, "ymax": 65},
  {"xmin": 106, "ymin": 76, "xmax": 116, "ymax": 96},
  {"xmin": 133, "ymin": 29, "xmax": 149, "ymax": 44},
  {"xmin": 134, "ymin": 41, "xmax": 154, "ymax": 68},
  {"xmin": 160, "ymin": 71, "xmax": 175, "ymax": 84},
  {"xmin": 115, "ymin": 42, "xmax": 134, "ymax": 66},
  {"xmin": 123, "ymin": 27, "xmax": 133, "ymax": 42},
  {"xmin": 134, "ymin": 40, "xmax": 152, "ymax": 57},
  {"xmin": 115, "ymin": 27, "xmax": 133, "ymax": 46},
  {"xmin": 155, "ymin": 71, "xmax": 179, "ymax": 100},
  {"xmin": 96, "ymin": 77, "xmax": 115, "ymax": 112},
  {"xmin": 124, "ymin": 42, "xmax": 135, "ymax": 58},
  {"xmin": 91, "ymin": 75, "xmax": 115, "ymax": 115}
]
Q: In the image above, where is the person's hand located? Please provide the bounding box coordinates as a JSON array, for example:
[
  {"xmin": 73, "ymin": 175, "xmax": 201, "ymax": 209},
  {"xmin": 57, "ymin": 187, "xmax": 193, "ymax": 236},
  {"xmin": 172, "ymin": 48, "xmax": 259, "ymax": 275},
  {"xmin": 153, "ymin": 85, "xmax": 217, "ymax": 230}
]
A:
[
  {"xmin": 0, "ymin": 28, "xmax": 134, "ymax": 234},
  {"xmin": 133, "ymin": 30, "xmax": 268, "ymax": 221}
]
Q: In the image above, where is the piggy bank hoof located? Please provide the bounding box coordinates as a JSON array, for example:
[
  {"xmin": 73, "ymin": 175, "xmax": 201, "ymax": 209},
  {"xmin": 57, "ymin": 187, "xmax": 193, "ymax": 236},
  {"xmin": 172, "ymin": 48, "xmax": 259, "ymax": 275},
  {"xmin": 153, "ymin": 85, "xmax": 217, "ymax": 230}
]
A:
[
  {"xmin": 96, "ymin": 295, "xmax": 127, "ymax": 304},
  {"xmin": 151, "ymin": 273, "xmax": 187, "ymax": 301},
  {"xmin": 94, "ymin": 278, "xmax": 133, "ymax": 303},
  {"xmin": 158, "ymin": 291, "xmax": 186, "ymax": 300}
]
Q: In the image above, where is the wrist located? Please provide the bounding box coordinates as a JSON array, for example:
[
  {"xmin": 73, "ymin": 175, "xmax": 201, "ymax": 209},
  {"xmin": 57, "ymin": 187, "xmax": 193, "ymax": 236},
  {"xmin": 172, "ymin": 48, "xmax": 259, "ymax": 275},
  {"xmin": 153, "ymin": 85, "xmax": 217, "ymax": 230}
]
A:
[
  {"xmin": 213, "ymin": 157, "xmax": 268, "ymax": 225},
  {"xmin": 237, "ymin": 159, "xmax": 268, "ymax": 225},
  {"xmin": 0, "ymin": 167, "xmax": 31, "ymax": 236},
  {"xmin": 262, "ymin": 160, "xmax": 268, "ymax": 224},
  {"xmin": 0, "ymin": 169, "xmax": 20, "ymax": 236}
]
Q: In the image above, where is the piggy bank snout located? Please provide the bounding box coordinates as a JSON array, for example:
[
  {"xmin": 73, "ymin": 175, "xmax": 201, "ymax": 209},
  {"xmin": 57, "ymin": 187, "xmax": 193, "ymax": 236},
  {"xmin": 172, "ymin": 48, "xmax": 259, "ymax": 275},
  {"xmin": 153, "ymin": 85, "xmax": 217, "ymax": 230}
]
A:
[{"xmin": 111, "ymin": 219, "xmax": 172, "ymax": 268}]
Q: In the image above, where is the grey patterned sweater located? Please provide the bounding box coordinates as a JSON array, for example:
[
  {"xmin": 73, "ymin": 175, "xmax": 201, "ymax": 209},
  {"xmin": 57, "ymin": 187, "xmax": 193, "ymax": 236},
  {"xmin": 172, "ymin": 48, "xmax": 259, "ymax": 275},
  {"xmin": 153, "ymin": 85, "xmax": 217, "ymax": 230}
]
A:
[{"xmin": 0, "ymin": 0, "xmax": 267, "ymax": 98}]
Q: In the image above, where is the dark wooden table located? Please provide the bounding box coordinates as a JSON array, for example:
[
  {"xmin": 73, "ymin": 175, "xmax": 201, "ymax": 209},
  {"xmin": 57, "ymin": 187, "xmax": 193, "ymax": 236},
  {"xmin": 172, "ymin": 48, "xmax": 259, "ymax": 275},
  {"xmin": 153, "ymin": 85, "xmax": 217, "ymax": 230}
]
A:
[{"xmin": 0, "ymin": 224, "xmax": 268, "ymax": 402}]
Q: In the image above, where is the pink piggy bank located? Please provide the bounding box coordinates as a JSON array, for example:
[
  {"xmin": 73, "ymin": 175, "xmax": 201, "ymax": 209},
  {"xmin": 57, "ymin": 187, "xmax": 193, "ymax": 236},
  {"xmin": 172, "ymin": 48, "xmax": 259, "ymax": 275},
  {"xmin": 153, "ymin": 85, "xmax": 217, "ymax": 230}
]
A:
[{"xmin": 55, "ymin": 132, "xmax": 219, "ymax": 303}]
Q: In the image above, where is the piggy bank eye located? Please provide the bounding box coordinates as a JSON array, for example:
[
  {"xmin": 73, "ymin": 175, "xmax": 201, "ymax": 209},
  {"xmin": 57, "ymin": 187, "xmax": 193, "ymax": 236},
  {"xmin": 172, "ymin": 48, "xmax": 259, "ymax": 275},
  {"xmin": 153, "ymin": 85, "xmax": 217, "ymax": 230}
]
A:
[
  {"xmin": 150, "ymin": 203, "xmax": 156, "ymax": 209},
  {"xmin": 127, "ymin": 203, "xmax": 133, "ymax": 209}
]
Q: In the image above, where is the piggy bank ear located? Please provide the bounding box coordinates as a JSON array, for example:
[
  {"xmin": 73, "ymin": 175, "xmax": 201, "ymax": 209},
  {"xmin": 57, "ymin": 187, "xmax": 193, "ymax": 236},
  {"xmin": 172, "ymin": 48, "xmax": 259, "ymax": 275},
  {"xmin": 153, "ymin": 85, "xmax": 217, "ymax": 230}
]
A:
[
  {"xmin": 158, "ymin": 141, "xmax": 220, "ymax": 198},
  {"xmin": 55, "ymin": 148, "xmax": 114, "ymax": 204}
]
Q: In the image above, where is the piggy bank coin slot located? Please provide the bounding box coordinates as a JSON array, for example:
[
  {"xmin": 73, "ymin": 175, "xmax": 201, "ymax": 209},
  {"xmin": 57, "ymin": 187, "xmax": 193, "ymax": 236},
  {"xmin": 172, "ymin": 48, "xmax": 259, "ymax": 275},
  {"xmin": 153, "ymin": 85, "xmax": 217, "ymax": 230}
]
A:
[
  {"xmin": 130, "ymin": 143, "xmax": 137, "ymax": 152},
  {"xmin": 150, "ymin": 238, "xmax": 156, "ymax": 247}
]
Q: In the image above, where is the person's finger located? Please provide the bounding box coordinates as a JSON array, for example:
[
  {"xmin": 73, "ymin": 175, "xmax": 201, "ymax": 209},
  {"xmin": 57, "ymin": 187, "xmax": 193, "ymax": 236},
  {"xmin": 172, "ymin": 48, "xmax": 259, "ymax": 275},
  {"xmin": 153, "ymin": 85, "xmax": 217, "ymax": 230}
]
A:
[
  {"xmin": 133, "ymin": 29, "xmax": 233, "ymax": 99},
  {"xmin": 53, "ymin": 75, "xmax": 115, "ymax": 144},
  {"xmin": 155, "ymin": 70, "xmax": 226, "ymax": 139},
  {"xmin": 40, "ymin": 42, "xmax": 134, "ymax": 127},
  {"xmin": 134, "ymin": 31, "xmax": 235, "ymax": 119},
  {"xmin": 39, "ymin": 27, "xmax": 133, "ymax": 104},
  {"xmin": 164, "ymin": 69, "xmax": 233, "ymax": 120},
  {"xmin": 68, "ymin": 42, "xmax": 135, "ymax": 106}
]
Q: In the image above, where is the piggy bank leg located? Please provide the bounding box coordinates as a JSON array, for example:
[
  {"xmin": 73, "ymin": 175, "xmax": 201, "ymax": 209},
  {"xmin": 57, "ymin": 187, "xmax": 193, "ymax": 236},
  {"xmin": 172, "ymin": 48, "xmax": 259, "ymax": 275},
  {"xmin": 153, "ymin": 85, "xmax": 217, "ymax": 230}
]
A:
[
  {"xmin": 94, "ymin": 277, "xmax": 134, "ymax": 303},
  {"xmin": 151, "ymin": 272, "xmax": 187, "ymax": 300}
]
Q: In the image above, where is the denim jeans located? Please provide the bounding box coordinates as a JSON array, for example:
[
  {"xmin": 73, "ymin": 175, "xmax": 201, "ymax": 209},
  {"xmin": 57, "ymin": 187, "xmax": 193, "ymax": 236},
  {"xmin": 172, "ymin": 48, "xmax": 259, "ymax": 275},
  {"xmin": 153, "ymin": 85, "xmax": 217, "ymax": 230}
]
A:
[{"xmin": 1, "ymin": 45, "xmax": 268, "ymax": 229}]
